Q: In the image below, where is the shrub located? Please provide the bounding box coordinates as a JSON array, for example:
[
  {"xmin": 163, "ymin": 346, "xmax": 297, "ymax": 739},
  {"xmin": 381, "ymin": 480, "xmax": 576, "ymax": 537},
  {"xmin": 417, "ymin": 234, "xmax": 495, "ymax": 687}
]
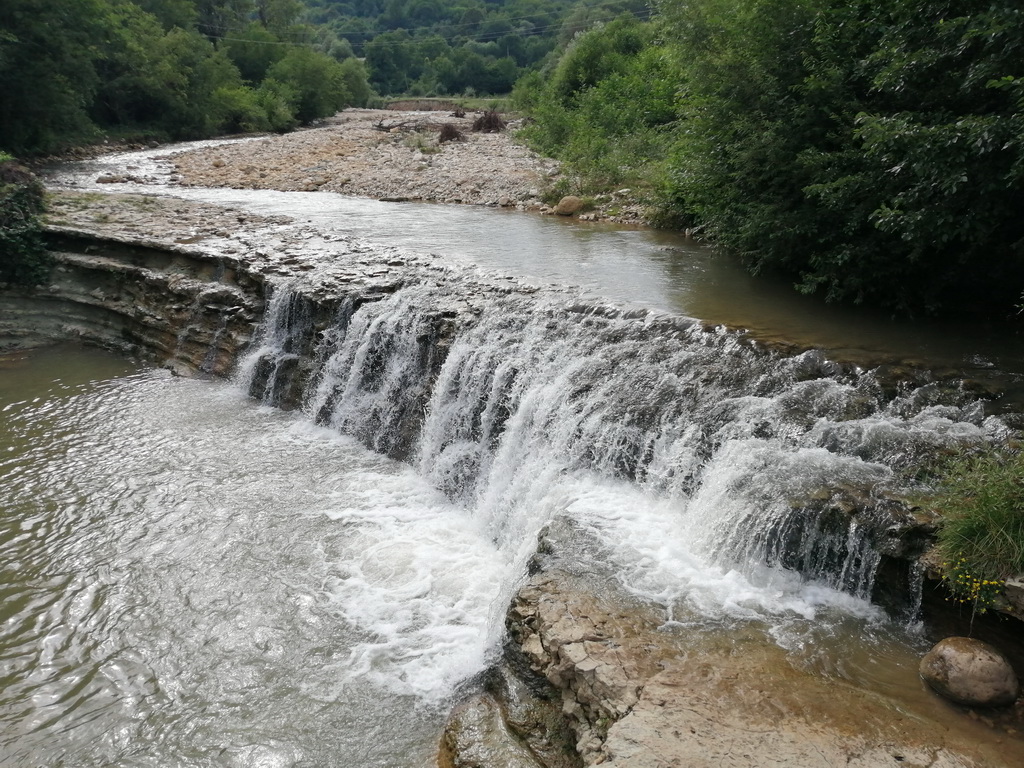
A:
[
  {"xmin": 0, "ymin": 154, "xmax": 50, "ymax": 285},
  {"xmin": 472, "ymin": 109, "xmax": 506, "ymax": 133},
  {"xmin": 339, "ymin": 58, "xmax": 373, "ymax": 108},
  {"xmin": 209, "ymin": 86, "xmax": 270, "ymax": 134},
  {"xmin": 255, "ymin": 80, "xmax": 299, "ymax": 133},
  {"xmin": 514, "ymin": 18, "xmax": 679, "ymax": 197},
  {"xmin": 438, "ymin": 124, "xmax": 465, "ymax": 143}
]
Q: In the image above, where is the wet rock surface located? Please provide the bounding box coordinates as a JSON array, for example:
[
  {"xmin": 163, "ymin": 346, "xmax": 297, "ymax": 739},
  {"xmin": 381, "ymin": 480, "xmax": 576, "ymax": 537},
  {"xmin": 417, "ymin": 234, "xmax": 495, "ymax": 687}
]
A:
[
  {"xmin": 437, "ymin": 693, "xmax": 546, "ymax": 768},
  {"xmin": 921, "ymin": 637, "xmax": 1020, "ymax": 708},
  {"xmin": 439, "ymin": 522, "xmax": 1024, "ymax": 768}
]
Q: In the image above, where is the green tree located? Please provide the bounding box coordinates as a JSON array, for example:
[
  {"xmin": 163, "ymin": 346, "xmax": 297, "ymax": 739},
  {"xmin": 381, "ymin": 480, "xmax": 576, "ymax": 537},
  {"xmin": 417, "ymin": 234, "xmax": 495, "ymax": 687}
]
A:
[
  {"xmin": 195, "ymin": 0, "xmax": 254, "ymax": 40},
  {"xmin": 136, "ymin": 0, "xmax": 197, "ymax": 30},
  {"xmin": 0, "ymin": 0, "xmax": 108, "ymax": 153},
  {"xmin": 660, "ymin": 0, "xmax": 1024, "ymax": 315},
  {"xmin": 255, "ymin": 0, "xmax": 303, "ymax": 32},
  {"xmin": 91, "ymin": 0, "xmax": 184, "ymax": 129},
  {"xmin": 265, "ymin": 46, "xmax": 353, "ymax": 122},
  {"xmin": 363, "ymin": 28, "xmax": 416, "ymax": 93},
  {"xmin": 338, "ymin": 57, "xmax": 372, "ymax": 106},
  {"xmin": 224, "ymin": 22, "xmax": 288, "ymax": 83}
]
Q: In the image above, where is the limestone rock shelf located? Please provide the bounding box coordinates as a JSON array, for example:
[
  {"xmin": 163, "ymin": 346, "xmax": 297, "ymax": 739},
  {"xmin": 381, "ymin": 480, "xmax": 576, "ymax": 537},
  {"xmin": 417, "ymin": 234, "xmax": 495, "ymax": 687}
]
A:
[
  {"xmin": 1, "ymin": 229, "xmax": 264, "ymax": 376},
  {"xmin": 440, "ymin": 522, "xmax": 1024, "ymax": 768}
]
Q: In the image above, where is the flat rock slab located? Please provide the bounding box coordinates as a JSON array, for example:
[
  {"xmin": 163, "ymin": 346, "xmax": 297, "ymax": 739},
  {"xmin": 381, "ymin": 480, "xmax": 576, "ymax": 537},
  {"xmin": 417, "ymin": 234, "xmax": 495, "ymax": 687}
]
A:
[{"xmin": 507, "ymin": 568, "xmax": 1024, "ymax": 768}]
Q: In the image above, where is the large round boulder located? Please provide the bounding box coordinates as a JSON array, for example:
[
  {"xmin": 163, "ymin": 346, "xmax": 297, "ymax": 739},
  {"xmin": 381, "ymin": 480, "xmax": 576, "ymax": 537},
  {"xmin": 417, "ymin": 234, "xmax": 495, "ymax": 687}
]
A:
[
  {"xmin": 920, "ymin": 637, "xmax": 1019, "ymax": 708},
  {"xmin": 553, "ymin": 195, "xmax": 584, "ymax": 216}
]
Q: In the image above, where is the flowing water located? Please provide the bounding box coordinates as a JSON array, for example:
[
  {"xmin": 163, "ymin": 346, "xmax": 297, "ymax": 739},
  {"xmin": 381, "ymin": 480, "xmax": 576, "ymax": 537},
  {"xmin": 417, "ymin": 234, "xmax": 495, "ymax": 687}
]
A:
[
  {"xmin": 50, "ymin": 142, "xmax": 1024, "ymax": 392},
  {"xmin": 1, "ymin": 345, "xmax": 506, "ymax": 766},
  {"xmin": 2, "ymin": 143, "xmax": 1021, "ymax": 763},
  {"xmin": 0, "ymin": 300, "xmax": 1014, "ymax": 765}
]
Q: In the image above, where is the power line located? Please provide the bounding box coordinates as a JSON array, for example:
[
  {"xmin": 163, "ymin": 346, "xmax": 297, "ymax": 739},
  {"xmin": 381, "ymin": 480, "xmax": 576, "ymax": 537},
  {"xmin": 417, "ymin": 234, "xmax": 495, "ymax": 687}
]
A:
[
  {"xmin": 193, "ymin": 0, "xmax": 655, "ymax": 49},
  {"xmin": 358, "ymin": 11, "xmax": 656, "ymax": 49}
]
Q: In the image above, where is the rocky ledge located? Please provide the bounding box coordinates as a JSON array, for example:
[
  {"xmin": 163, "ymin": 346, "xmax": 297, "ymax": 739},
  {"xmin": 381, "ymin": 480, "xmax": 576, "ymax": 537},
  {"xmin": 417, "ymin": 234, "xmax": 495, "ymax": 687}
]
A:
[{"xmin": 440, "ymin": 522, "xmax": 1024, "ymax": 768}]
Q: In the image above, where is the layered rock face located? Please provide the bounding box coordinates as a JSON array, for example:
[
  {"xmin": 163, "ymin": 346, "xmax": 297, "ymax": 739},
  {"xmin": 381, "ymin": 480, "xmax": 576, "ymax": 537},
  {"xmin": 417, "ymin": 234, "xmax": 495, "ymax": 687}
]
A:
[{"xmin": 0, "ymin": 229, "xmax": 264, "ymax": 375}]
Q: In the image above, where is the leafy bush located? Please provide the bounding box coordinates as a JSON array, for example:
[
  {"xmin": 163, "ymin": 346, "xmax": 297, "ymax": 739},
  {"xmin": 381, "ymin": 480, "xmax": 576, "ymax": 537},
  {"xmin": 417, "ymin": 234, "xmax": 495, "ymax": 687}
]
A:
[
  {"xmin": 940, "ymin": 557, "xmax": 1003, "ymax": 614},
  {"xmin": 209, "ymin": 86, "xmax": 269, "ymax": 134},
  {"xmin": 933, "ymin": 447, "xmax": 1024, "ymax": 585},
  {"xmin": 339, "ymin": 58, "xmax": 372, "ymax": 108},
  {"xmin": 516, "ymin": 17, "xmax": 680, "ymax": 194},
  {"xmin": 0, "ymin": 155, "xmax": 50, "ymax": 285},
  {"xmin": 255, "ymin": 80, "xmax": 299, "ymax": 133}
]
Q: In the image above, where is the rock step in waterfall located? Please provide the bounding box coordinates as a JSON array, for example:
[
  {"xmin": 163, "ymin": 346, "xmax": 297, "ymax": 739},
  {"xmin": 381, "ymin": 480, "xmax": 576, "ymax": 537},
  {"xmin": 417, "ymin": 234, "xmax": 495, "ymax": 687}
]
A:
[{"xmin": 238, "ymin": 279, "xmax": 1005, "ymax": 618}]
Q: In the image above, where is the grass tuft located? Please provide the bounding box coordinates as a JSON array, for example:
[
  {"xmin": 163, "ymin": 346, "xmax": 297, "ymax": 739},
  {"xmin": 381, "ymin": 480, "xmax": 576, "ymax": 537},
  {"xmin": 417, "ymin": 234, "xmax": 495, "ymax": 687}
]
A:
[{"xmin": 933, "ymin": 446, "xmax": 1024, "ymax": 583}]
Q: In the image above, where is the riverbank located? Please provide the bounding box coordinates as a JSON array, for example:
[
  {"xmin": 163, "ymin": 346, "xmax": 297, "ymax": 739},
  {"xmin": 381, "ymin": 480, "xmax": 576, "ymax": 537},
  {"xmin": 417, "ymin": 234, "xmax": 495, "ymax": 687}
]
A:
[{"xmin": 167, "ymin": 109, "xmax": 649, "ymax": 224}]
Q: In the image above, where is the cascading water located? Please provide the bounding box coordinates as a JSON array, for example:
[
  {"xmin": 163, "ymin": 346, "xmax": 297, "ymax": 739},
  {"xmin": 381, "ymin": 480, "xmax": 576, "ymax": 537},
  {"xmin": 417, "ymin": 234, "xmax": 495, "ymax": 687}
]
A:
[{"xmin": 238, "ymin": 279, "xmax": 1005, "ymax": 620}]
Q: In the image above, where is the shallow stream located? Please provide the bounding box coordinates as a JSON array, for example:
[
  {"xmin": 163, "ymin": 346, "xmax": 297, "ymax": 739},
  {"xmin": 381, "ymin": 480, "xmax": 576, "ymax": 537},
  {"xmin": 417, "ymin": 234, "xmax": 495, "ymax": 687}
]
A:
[{"xmin": 51, "ymin": 141, "xmax": 1024, "ymax": 391}]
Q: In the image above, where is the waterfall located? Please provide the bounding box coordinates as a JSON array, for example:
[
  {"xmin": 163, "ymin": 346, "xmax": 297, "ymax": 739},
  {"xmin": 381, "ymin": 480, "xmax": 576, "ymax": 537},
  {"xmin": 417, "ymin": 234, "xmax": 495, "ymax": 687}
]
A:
[{"xmin": 236, "ymin": 280, "xmax": 1004, "ymax": 616}]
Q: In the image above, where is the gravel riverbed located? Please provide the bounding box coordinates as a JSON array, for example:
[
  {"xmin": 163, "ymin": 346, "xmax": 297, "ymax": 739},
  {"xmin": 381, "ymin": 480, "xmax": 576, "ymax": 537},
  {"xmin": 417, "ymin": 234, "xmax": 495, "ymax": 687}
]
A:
[{"xmin": 165, "ymin": 108, "xmax": 648, "ymax": 223}]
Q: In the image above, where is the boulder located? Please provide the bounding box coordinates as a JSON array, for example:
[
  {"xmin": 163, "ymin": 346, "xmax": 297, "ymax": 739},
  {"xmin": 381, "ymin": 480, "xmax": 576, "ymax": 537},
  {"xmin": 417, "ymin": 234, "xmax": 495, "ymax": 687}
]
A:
[
  {"xmin": 920, "ymin": 637, "xmax": 1019, "ymax": 708},
  {"xmin": 438, "ymin": 693, "xmax": 545, "ymax": 768},
  {"xmin": 553, "ymin": 196, "xmax": 584, "ymax": 216}
]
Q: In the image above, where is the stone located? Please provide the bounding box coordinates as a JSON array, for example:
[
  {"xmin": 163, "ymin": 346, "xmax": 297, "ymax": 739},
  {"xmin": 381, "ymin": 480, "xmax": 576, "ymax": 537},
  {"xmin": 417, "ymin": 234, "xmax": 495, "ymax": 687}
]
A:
[
  {"xmin": 553, "ymin": 196, "xmax": 584, "ymax": 216},
  {"xmin": 437, "ymin": 693, "xmax": 545, "ymax": 768},
  {"xmin": 920, "ymin": 637, "xmax": 1020, "ymax": 708}
]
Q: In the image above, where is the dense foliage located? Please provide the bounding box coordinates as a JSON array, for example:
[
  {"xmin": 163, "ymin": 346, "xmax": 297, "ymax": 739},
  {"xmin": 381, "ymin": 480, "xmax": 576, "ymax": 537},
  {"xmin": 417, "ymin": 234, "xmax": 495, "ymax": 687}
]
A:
[
  {"xmin": 514, "ymin": 15, "xmax": 679, "ymax": 193},
  {"xmin": 0, "ymin": 0, "xmax": 373, "ymax": 155},
  {"xmin": 305, "ymin": 0, "xmax": 649, "ymax": 96},
  {"xmin": 0, "ymin": 153, "xmax": 50, "ymax": 286},
  {"xmin": 520, "ymin": 0, "xmax": 1024, "ymax": 317}
]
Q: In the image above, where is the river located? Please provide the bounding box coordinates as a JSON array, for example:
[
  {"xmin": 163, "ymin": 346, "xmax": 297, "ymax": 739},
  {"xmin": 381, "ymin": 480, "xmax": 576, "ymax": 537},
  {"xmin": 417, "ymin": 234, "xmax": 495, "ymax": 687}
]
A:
[
  {"xmin": 0, "ymin": 141, "xmax": 1021, "ymax": 765},
  {"xmin": 51, "ymin": 141, "xmax": 1024, "ymax": 398}
]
